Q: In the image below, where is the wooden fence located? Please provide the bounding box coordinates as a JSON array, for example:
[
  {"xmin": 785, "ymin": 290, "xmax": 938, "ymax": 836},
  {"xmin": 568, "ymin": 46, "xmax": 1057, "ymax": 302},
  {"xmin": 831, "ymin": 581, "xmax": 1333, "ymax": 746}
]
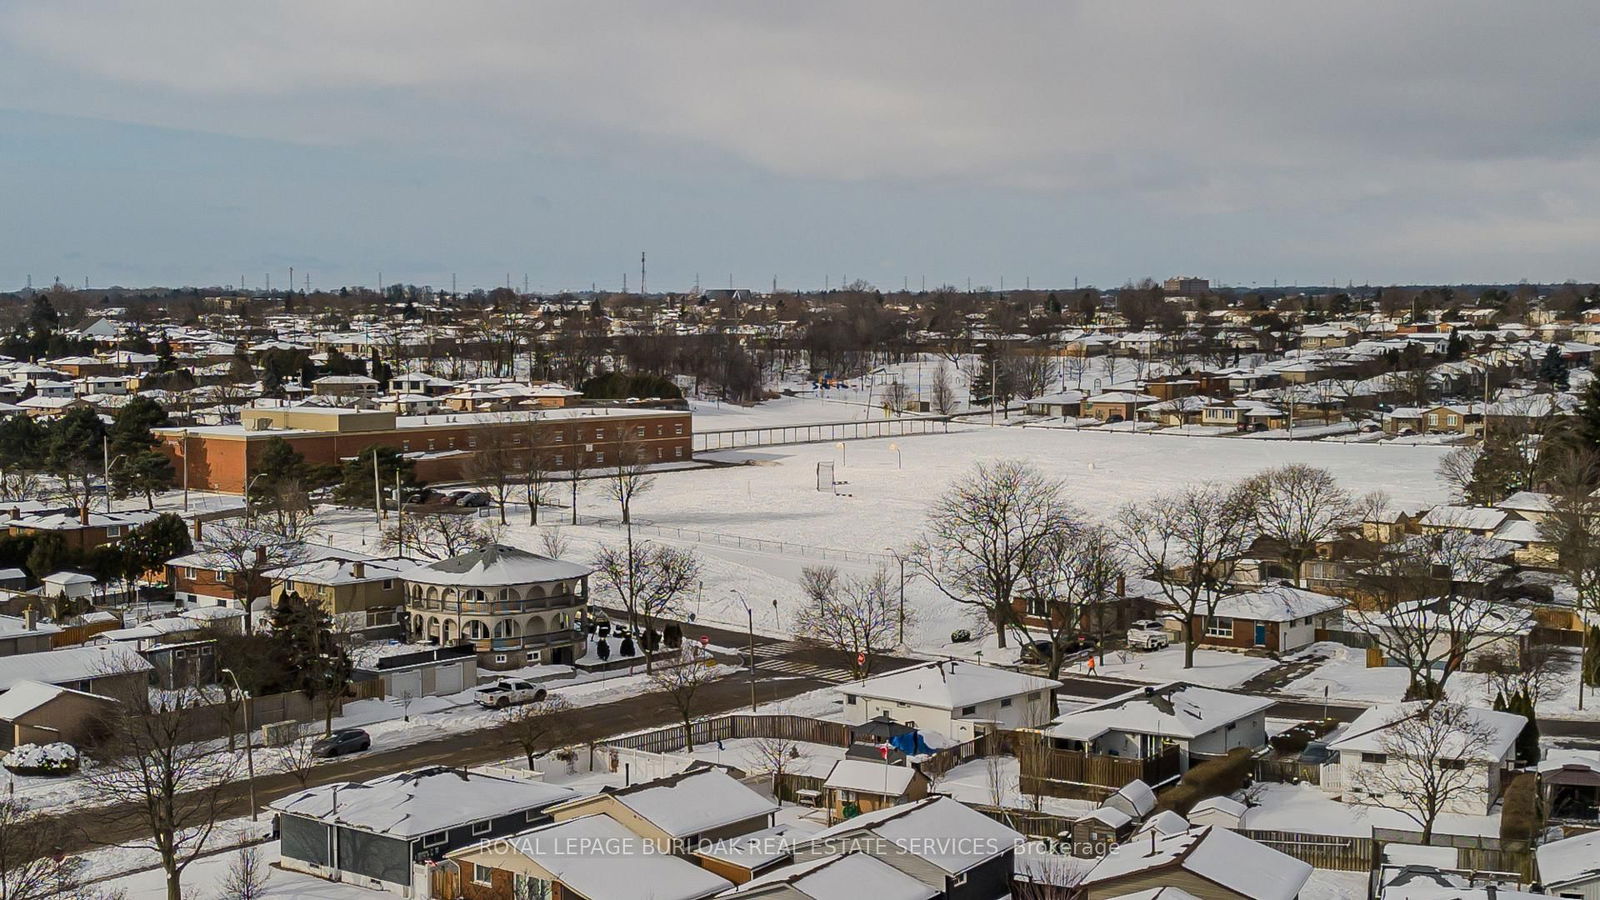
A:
[
  {"xmin": 1012, "ymin": 731, "xmax": 1182, "ymax": 802},
  {"xmin": 1237, "ymin": 828, "xmax": 1375, "ymax": 871},
  {"xmin": 1253, "ymin": 757, "xmax": 1323, "ymax": 786},
  {"xmin": 600, "ymin": 714, "xmax": 854, "ymax": 755}
]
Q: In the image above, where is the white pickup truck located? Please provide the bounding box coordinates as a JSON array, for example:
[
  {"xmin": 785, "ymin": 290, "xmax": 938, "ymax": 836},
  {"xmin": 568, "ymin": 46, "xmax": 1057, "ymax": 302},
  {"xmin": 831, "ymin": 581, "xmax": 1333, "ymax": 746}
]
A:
[
  {"xmin": 474, "ymin": 680, "xmax": 550, "ymax": 709},
  {"xmin": 1126, "ymin": 620, "xmax": 1171, "ymax": 651}
]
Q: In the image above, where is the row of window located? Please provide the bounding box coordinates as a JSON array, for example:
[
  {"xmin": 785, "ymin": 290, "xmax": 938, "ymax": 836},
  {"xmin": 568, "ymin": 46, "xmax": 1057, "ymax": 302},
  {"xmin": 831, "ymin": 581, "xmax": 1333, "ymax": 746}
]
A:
[
  {"xmin": 399, "ymin": 422, "xmax": 686, "ymax": 453},
  {"xmin": 1359, "ymin": 751, "xmax": 1467, "ymax": 770}
]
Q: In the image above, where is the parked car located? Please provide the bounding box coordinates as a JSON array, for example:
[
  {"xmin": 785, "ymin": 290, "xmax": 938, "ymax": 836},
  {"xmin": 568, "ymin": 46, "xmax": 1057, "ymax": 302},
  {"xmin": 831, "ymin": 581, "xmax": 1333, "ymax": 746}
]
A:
[
  {"xmin": 474, "ymin": 680, "xmax": 549, "ymax": 709},
  {"xmin": 949, "ymin": 629, "xmax": 972, "ymax": 643},
  {"xmin": 310, "ymin": 728, "xmax": 371, "ymax": 758},
  {"xmin": 1126, "ymin": 620, "xmax": 1170, "ymax": 651},
  {"xmin": 457, "ymin": 491, "xmax": 492, "ymax": 508},
  {"xmin": 1020, "ymin": 636, "xmax": 1099, "ymax": 664}
]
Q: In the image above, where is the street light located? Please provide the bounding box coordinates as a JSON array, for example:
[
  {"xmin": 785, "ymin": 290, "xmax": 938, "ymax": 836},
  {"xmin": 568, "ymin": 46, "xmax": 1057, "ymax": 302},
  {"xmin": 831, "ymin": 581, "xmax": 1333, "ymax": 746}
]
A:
[
  {"xmin": 887, "ymin": 442, "xmax": 901, "ymax": 469},
  {"xmin": 728, "ymin": 588, "xmax": 758, "ymax": 712},
  {"xmin": 101, "ymin": 436, "xmax": 127, "ymax": 513},
  {"xmin": 243, "ymin": 472, "xmax": 268, "ymax": 521},
  {"xmin": 219, "ymin": 668, "xmax": 258, "ymax": 821}
]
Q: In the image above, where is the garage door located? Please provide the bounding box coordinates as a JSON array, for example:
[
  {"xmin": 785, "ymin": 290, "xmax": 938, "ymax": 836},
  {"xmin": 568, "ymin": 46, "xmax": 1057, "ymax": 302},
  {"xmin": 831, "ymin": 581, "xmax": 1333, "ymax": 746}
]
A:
[
  {"xmin": 433, "ymin": 664, "xmax": 464, "ymax": 696},
  {"xmin": 389, "ymin": 670, "xmax": 423, "ymax": 701}
]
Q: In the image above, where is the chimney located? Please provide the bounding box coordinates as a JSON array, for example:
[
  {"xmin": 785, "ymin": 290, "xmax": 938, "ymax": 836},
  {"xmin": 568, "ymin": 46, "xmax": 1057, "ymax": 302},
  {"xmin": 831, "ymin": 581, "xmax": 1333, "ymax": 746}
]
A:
[
  {"xmin": 8, "ymin": 507, "xmax": 17, "ymax": 519},
  {"xmin": 352, "ymin": 561, "xmax": 365, "ymax": 579},
  {"xmin": 192, "ymin": 518, "xmax": 203, "ymax": 541},
  {"xmin": 23, "ymin": 607, "xmax": 36, "ymax": 631},
  {"xmin": 1117, "ymin": 573, "xmax": 1127, "ymax": 596},
  {"xmin": 254, "ymin": 545, "xmax": 267, "ymax": 567},
  {"xmin": 78, "ymin": 506, "xmax": 89, "ymax": 526}
]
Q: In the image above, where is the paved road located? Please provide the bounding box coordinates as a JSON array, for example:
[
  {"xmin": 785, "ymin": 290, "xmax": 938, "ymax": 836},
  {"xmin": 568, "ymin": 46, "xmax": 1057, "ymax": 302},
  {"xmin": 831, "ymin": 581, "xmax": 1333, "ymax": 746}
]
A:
[{"xmin": 50, "ymin": 668, "xmax": 831, "ymax": 855}]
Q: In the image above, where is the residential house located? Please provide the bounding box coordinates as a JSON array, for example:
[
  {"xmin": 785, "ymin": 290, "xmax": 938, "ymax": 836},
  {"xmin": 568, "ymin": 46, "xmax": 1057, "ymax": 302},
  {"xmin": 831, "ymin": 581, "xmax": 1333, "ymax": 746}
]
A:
[
  {"xmin": 1189, "ymin": 586, "xmax": 1346, "ymax": 654},
  {"xmin": 1418, "ymin": 506, "xmax": 1509, "ymax": 537},
  {"xmin": 821, "ymin": 758, "xmax": 931, "ymax": 823},
  {"xmin": 1496, "ymin": 491, "xmax": 1554, "ymax": 525},
  {"xmin": 788, "ymin": 796, "xmax": 1023, "ymax": 900},
  {"xmin": 1419, "ymin": 404, "xmax": 1483, "ymax": 436},
  {"xmin": 1081, "ymin": 391, "xmax": 1159, "ymax": 423},
  {"xmin": 1324, "ymin": 702, "xmax": 1524, "ymax": 815},
  {"xmin": 310, "ymin": 374, "xmax": 380, "ymax": 398},
  {"xmin": 447, "ymin": 813, "xmax": 732, "ymax": 900},
  {"xmin": 269, "ymin": 556, "xmax": 409, "ymax": 630},
  {"xmin": 271, "ymin": 766, "xmax": 579, "ymax": 895},
  {"xmin": 838, "ymin": 661, "xmax": 1058, "ymax": 743},
  {"xmin": 1360, "ymin": 596, "xmax": 1532, "ymax": 670},
  {"xmin": 404, "ymin": 544, "xmax": 589, "ymax": 670},
  {"xmin": 544, "ymin": 767, "xmax": 777, "ymax": 849},
  {"xmin": 0, "ymin": 679, "xmax": 116, "ymax": 750},
  {"xmin": 8, "ymin": 508, "xmax": 157, "ymax": 554},
  {"xmin": 1078, "ymin": 825, "xmax": 1311, "ymax": 900},
  {"xmin": 1022, "ymin": 391, "xmax": 1084, "ymax": 418},
  {"xmin": 0, "ymin": 643, "xmax": 152, "ymax": 697},
  {"xmin": 1041, "ymin": 682, "xmax": 1273, "ymax": 771},
  {"xmin": 0, "ymin": 611, "xmax": 60, "ymax": 656}
]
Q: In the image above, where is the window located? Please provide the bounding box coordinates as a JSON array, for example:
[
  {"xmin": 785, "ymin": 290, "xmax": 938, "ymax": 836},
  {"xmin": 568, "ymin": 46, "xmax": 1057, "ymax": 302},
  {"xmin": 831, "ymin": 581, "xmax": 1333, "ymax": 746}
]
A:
[
  {"xmin": 1029, "ymin": 692, "xmax": 1041, "ymax": 700},
  {"xmin": 185, "ymin": 567, "xmax": 197, "ymax": 579},
  {"xmin": 675, "ymin": 447, "xmax": 684, "ymax": 459},
  {"xmin": 468, "ymin": 436, "xmax": 477, "ymax": 448},
  {"xmin": 554, "ymin": 455, "xmax": 564, "ymax": 466},
  {"xmin": 495, "ymin": 654, "xmax": 508, "ymax": 664},
  {"xmin": 1439, "ymin": 758, "xmax": 1467, "ymax": 771},
  {"xmin": 656, "ymin": 425, "xmax": 664, "ymax": 436},
  {"xmin": 473, "ymin": 863, "xmax": 495, "ymax": 885},
  {"xmin": 949, "ymin": 872, "xmax": 967, "ymax": 888},
  {"xmin": 402, "ymin": 441, "xmax": 410, "ymax": 452},
  {"xmin": 960, "ymin": 705, "xmax": 976, "ymax": 716},
  {"xmin": 595, "ymin": 428, "xmax": 605, "ymax": 440},
  {"xmin": 525, "ymin": 809, "xmax": 543, "ymax": 823},
  {"xmin": 634, "ymin": 426, "xmax": 644, "ymax": 437},
  {"xmin": 106, "ymin": 525, "xmax": 122, "ymax": 538},
  {"xmin": 1361, "ymin": 752, "xmax": 1387, "ymax": 765},
  {"xmin": 214, "ymin": 569, "xmax": 226, "ymax": 581},
  {"xmin": 1000, "ymin": 698, "xmax": 1013, "ymax": 708},
  {"xmin": 447, "ymin": 438, "xmax": 456, "ymax": 449},
  {"xmin": 422, "ymin": 832, "xmax": 447, "ymax": 848},
  {"xmin": 427, "ymin": 439, "xmax": 436, "ymax": 451},
  {"xmin": 845, "ymin": 694, "xmax": 857, "ymax": 705},
  {"xmin": 1206, "ymin": 616, "xmax": 1234, "ymax": 638},
  {"xmin": 675, "ymin": 424, "xmax": 684, "ymax": 435},
  {"xmin": 471, "ymin": 821, "xmax": 493, "ymax": 836},
  {"xmin": 1447, "ymin": 415, "xmax": 1459, "ymax": 426},
  {"xmin": 554, "ymin": 431, "xmax": 564, "ymax": 442},
  {"xmin": 382, "ymin": 579, "xmax": 394, "ymax": 590},
  {"xmin": 595, "ymin": 452, "xmax": 605, "ymax": 465}
]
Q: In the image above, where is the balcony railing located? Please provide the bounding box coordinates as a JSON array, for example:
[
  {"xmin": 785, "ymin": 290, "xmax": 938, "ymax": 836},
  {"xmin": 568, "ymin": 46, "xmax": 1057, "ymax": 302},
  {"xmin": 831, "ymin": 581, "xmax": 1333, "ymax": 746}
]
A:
[
  {"xmin": 407, "ymin": 592, "xmax": 583, "ymax": 615},
  {"xmin": 473, "ymin": 630, "xmax": 576, "ymax": 653}
]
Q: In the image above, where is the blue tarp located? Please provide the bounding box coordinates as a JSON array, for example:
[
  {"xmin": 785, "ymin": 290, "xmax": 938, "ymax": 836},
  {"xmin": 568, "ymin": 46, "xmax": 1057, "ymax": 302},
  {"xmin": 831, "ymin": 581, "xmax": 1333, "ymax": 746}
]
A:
[{"xmin": 888, "ymin": 731, "xmax": 933, "ymax": 756}]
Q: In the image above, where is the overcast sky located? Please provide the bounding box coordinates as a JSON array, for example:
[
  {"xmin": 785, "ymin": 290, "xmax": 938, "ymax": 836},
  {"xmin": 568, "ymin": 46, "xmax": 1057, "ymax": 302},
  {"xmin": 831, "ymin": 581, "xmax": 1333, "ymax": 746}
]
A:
[{"xmin": 3, "ymin": 2, "xmax": 1598, "ymax": 292}]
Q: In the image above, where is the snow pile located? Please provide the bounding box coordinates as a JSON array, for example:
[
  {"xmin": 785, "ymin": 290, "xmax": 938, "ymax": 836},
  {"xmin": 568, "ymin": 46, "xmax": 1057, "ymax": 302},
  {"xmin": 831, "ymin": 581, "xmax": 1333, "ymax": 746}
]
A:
[{"xmin": 2, "ymin": 741, "xmax": 79, "ymax": 775}]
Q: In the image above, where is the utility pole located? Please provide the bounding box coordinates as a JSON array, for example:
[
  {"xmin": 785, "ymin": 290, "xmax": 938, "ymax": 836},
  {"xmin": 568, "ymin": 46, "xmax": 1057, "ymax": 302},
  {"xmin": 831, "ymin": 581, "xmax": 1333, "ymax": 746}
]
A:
[
  {"xmin": 372, "ymin": 451, "xmax": 383, "ymax": 524},
  {"xmin": 640, "ymin": 251, "xmax": 646, "ymax": 295}
]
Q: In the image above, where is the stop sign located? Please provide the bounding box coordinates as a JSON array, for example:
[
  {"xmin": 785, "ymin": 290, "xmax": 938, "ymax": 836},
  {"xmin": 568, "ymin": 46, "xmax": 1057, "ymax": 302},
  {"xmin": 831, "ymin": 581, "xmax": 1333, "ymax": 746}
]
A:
[
  {"xmin": 856, "ymin": 651, "xmax": 866, "ymax": 666},
  {"xmin": 699, "ymin": 635, "xmax": 710, "ymax": 647}
]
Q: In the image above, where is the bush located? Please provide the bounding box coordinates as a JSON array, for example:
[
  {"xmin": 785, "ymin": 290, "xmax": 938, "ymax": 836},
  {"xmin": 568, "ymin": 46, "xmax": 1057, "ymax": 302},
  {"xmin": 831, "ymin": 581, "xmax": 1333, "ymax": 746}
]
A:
[
  {"xmin": 2, "ymin": 742, "xmax": 79, "ymax": 777},
  {"xmin": 1156, "ymin": 747, "xmax": 1254, "ymax": 816}
]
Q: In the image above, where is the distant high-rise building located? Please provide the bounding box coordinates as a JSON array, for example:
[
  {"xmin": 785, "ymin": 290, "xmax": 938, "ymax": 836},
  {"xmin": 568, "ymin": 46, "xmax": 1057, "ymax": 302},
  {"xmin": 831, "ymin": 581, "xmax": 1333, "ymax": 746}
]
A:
[{"xmin": 1163, "ymin": 276, "xmax": 1210, "ymax": 295}]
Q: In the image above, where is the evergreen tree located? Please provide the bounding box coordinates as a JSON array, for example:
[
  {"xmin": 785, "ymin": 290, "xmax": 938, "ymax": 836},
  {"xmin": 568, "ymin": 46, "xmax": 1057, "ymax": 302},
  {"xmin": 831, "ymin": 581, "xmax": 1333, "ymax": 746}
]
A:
[
  {"xmin": 108, "ymin": 396, "xmax": 174, "ymax": 508},
  {"xmin": 0, "ymin": 414, "xmax": 44, "ymax": 475},
  {"xmin": 25, "ymin": 532, "xmax": 69, "ymax": 580},
  {"xmin": 268, "ymin": 591, "xmax": 353, "ymax": 734},
  {"xmin": 46, "ymin": 406, "xmax": 107, "ymax": 510},
  {"xmin": 1513, "ymin": 690, "xmax": 1541, "ymax": 764},
  {"xmin": 333, "ymin": 445, "xmax": 419, "ymax": 508},
  {"xmin": 1467, "ymin": 432, "xmax": 1529, "ymax": 504},
  {"xmin": 1445, "ymin": 329, "xmax": 1464, "ymax": 362},
  {"xmin": 1576, "ymin": 374, "xmax": 1600, "ymax": 450},
  {"xmin": 1538, "ymin": 346, "xmax": 1569, "ymax": 389}
]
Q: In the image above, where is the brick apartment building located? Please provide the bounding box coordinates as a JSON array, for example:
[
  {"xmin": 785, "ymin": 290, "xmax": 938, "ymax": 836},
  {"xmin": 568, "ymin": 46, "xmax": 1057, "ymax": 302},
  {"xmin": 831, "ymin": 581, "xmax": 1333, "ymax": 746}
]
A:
[{"xmin": 153, "ymin": 405, "xmax": 693, "ymax": 493}]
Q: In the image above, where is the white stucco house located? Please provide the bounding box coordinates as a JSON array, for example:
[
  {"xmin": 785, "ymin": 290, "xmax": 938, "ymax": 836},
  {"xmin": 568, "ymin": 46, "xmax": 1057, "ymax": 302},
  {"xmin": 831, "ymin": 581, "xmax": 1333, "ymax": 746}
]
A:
[
  {"xmin": 837, "ymin": 660, "xmax": 1058, "ymax": 742},
  {"xmin": 1043, "ymin": 682, "xmax": 1273, "ymax": 769}
]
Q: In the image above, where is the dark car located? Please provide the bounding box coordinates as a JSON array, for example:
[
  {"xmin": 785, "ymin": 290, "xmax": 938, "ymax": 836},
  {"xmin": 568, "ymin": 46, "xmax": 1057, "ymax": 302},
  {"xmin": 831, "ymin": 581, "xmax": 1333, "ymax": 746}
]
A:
[
  {"xmin": 311, "ymin": 728, "xmax": 371, "ymax": 758},
  {"xmin": 1020, "ymin": 636, "xmax": 1098, "ymax": 664},
  {"xmin": 458, "ymin": 492, "xmax": 492, "ymax": 508}
]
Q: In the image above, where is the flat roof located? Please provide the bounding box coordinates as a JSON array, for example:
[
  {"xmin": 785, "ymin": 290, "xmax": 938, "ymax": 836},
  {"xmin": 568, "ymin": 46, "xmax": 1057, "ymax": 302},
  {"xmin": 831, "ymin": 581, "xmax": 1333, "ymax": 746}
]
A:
[{"xmin": 155, "ymin": 405, "xmax": 687, "ymax": 440}]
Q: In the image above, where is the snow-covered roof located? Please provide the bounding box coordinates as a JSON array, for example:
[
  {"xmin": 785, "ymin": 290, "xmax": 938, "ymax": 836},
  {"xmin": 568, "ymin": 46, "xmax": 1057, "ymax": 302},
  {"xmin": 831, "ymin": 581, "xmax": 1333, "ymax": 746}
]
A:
[
  {"xmin": 0, "ymin": 614, "xmax": 61, "ymax": 637},
  {"xmin": 1327, "ymin": 702, "xmax": 1523, "ymax": 761},
  {"xmin": 501, "ymin": 814, "xmax": 732, "ymax": 900},
  {"xmin": 737, "ymin": 851, "xmax": 937, "ymax": 900},
  {"xmin": 0, "ymin": 679, "xmax": 112, "ymax": 719},
  {"xmin": 1187, "ymin": 796, "xmax": 1247, "ymax": 821},
  {"xmin": 601, "ymin": 767, "xmax": 776, "ymax": 839},
  {"xmin": 1419, "ymin": 506, "xmax": 1508, "ymax": 531},
  {"xmin": 804, "ymin": 796, "xmax": 1022, "ymax": 874},
  {"xmin": 268, "ymin": 766, "xmax": 577, "ymax": 838},
  {"xmin": 1085, "ymin": 391, "xmax": 1160, "ymax": 404},
  {"xmin": 267, "ymin": 556, "xmax": 409, "ymax": 586},
  {"xmin": 0, "ymin": 644, "xmax": 151, "ymax": 691},
  {"xmin": 1491, "ymin": 519, "xmax": 1547, "ymax": 545},
  {"xmin": 1080, "ymin": 826, "xmax": 1310, "ymax": 900},
  {"xmin": 1133, "ymin": 810, "xmax": 1192, "ymax": 837},
  {"xmin": 1046, "ymin": 683, "xmax": 1274, "ymax": 742},
  {"xmin": 1536, "ymin": 828, "xmax": 1600, "ymax": 887},
  {"xmin": 407, "ymin": 544, "xmax": 591, "ymax": 587},
  {"xmin": 1496, "ymin": 491, "xmax": 1554, "ymax": 514},
  {"xmin": 823, "ymin": 759, "xmax": 917, "ymax": 795},
  {"xmin": 842, "ymin": 661, "xmax": 1057, "ymax": 712},
  {"xmin": 1207, "ymin": 586, "xmax": 1345, "ymax": 622}
]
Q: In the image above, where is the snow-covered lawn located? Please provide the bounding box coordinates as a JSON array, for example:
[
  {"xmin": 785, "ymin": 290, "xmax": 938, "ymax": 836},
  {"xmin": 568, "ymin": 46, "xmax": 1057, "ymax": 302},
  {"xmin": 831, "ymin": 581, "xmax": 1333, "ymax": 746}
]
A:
[
  {"xmin": 1282, "ymin": 641, "xmax": 1600, "ymax": 719},
  {"xmin": 936, "ymin": 755, "xmax": 1097, "ymax": 818},
  {"xmin": 85, "ymin": 838, "xmax": 370, "ymax": 900}
]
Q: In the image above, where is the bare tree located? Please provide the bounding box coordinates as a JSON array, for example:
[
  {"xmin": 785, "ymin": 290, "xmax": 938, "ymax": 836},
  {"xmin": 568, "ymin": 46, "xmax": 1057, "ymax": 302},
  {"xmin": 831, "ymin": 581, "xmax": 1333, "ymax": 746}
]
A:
[
  {"xmin": 649, "ymin": 647, "xmax": 720, "ymax": 752},
  {"xmin": 85, "ymin": 678, "xmax": 243, "ymax": 900},
  {"xmin": 1436, "ymin": 445, "xmax": 1481, "ymax": 501},
  {"xmin": 538, "ymin": 526, "xmax": 572, "ymax": 560},
  {"xmin": 1008, "ymin": 350, "xmax": 1058, "ymax": 400},
  {"xmin": 463, "ymin": 427, "xmax": 519, "ymax": 525},
  {"xmin": 216, "ymin": 845, "xmax": 270, "ymax": 900},
  {"xmin": 1242, "ymin": 464, "xmax": 1368, "ymax": 586},
  {"xmin": 202, "ymin": 516, "xmax": 309, "ymax": 634},
  {"xmin": 929, "ymin": 363, "xmax": 958, "ymax": 415},
  {"xmin": 1356, "ymin": 531, "xmax": 1518, "ymax": 701},
  {"xmin": 278, "ymin": 728, "xmax": 321, "ymax": 788},
  {"xmin": 881, "ymin": 380, "xmax": 913, "ymax": 413},
  {"xmin": 1540, "ymin": 447, "xmax": 1600, "ymax": 706},
  {"xmin": 0, "ymin": 797, "xmax": 88, "ymax": 900},
  {"xmin": 911, "ymin": 459, "xmax": 1074, "ymax": 650},
  {"xmin": 1478, "ymin": 644, "xmax": 1565, "ymax": 710},
  {"xmin": 500, "ymin": 694, "xmax": 574, "ymax": 768},
  {"xmin": 747, "ymin": 733, "xmax": 806, "ymax": 798},
  {"xmin": 1115, "ymin": 482, "xmax": 1258, "ymax": 668},
  {"xmin": 520, "ymin": 420, "xmax": 556, "ymax": 526},
  {"xmin": 603, "ymin": 426, "xmax": 656, "ymax": 526},
  {"xmin": 1008, "ymin": 522, "xmax": 1124, "ymax": 678},
  {"xmin": 380, "ymin": 512, "xmax": 499, "ymax": 560},
  {"xmin": 590, "ymin": 541, "xmax": 702, "ymax": 670},
  {"xmin": 794, "ymin": 566, "xmax": 907, "ymax": 677},
  {"xmin": 1347, "ymin": 702, "xmax": 1499, "ymax": 842}
]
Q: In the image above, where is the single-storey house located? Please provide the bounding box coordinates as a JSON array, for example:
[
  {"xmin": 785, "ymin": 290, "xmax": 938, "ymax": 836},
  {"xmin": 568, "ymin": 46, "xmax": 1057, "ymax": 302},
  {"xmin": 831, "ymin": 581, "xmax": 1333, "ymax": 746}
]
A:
[
  {"xmin": 838, "ymin": 661, "xmax": 1058, "ymax": 743},
  {"xmin": 821, "ymin": 758, "xmax": 931, "ymax": 823},
  {"xmin": 1082, "ymin": 391, "xmax": 1159, "ymax": 423},
  {"xmin": 1043, "ymin": 682, "xmax": 1273, "ymax": 770},
  {"xmin": 1325, "ymin": 702, "xmax": 1524, "ymax": 815},
  {"xmin": 0, "ymin": 679, "xmax": 116, "ymax": 750},
  {"xmin": 544, "ymin": 766, "xmax": 777, "ymax": 849},
  {"xmin": 1078, "ymin": 825, "xmax": 1311, "ymax": 900},
  {"xmin": 1535, "ymin": 828, "xmax": 1600, "ymax": 899},
  {"xmin": 0, "ymin": 643, "xmax": 152, "ymax": 697},
  {"xmin": 1191, "ymin": 586, "xmax": 1346, "ymax": 654}
]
